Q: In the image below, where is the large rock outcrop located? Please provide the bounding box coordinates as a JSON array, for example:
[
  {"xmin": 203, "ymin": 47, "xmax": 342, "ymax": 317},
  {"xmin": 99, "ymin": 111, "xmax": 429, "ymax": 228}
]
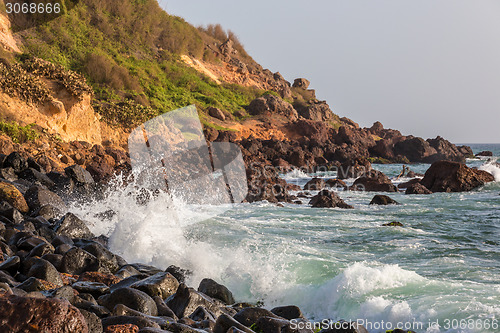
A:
[{"xmin": 420, "ymin": 161, "xmax": 494, "ymax": 192}]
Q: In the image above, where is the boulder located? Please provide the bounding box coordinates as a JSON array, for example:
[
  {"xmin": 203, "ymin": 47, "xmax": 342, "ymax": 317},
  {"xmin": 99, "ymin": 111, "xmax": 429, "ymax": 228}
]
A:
[
  {"xmin": 208, "ymin": 107, "xmax": 226, "ymax": 121},
  {"xmin": 0, "ymin": 294, "xmax": 88, "ymax": 332},
  {"xmin": 0, "ymin": 181, "xmax": 29, "ymax": 213},
  {"xmin": 98, "ymin": 287, "xmax": 158, "ymax": 316},
  {"xmin": 65, "ymin": 165, "xmax": 95, "ymax": 187},
  {"xmin": 405, "ymin": 183, "xmax": 432, "ymax": 195},
  {"xmin": 476, "ymin": 151, "xmax": 493, "ymax": 157},
  {"xmin": 292, "ymin": 78, "xmax": 310, "ymax": 89},
  {"xmin": 4, "ymin": 152, "xmax": 28, "ymax": 173},
  {"xmin": 213, "ymin": 314, "xmax": 254, "ymax": 333},
  {"xmin": 303, "ymin": 178, "xmax": 325, "ymax": 191},
  {"xmin": 271, "ymin": 305, "xmax": 304, "ymax": 320},
  {"xmin": 351, "ymin": 170, "xmax": 397, "ymax": 192},
  {"xmin": 420, "ymin": 161, "xmax": 495, "ymax": 192},
  {"xmin": 369, "ymin": 195, "xmax": 399, "ymax": 205},
  {"xmin": 167, "ymin": 283, "xmax": 222, "ymax": 318},
  {"xmin": 233, "ymin": 307, "xmax": 278, "ymax": 327},
  {"xmin": 24, "ymin": 186, "xmax": 66, "ymax": 211},
  {"xmin": 198, "ymin": 278, "xmax": 235, "ymax": 305},
  {"xmin": 28, "ymin": 258, "xmax": 64, "ymax": 287},
  {"xmin": 426, "ymin": 136, "xmax": 466, "ymax": 163},
  {"xmin": 55, "ymin": 213, "xmax": 94, "ymax": 239},
  {"xmin": 296, "ymin": 102, "xmax": 334, "ymax": 122},
  {"xmin": 397, "ymin": 178, "xmax": 421, "ymax": 189},
  {"xmin": 60, "ymin": 247, "xmax": 99, "ymax": 275},
  {"xmin": 131, "ymin": 272, "xmax": 179, "ymax": 299},
  {"xmin": 247, "ymin": 95, "xmax": 298, "ymax": 121},
  {"xmin": 309, "ymin": 190, "xmax": 353, "ymax": 209},
  {"xmin": 18, "ymin": 168, "xmax": 55, "ymax": 188},
  {"xmin": 73, "ymin": 281, "xmax": 110, "ymax": 298}
]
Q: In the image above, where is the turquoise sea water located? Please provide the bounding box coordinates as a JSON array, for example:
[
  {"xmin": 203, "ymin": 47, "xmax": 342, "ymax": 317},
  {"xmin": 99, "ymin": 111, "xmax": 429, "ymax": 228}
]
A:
[{"xmin": 72, "ymin": 144, "xmax": 500, "ymax": 333}]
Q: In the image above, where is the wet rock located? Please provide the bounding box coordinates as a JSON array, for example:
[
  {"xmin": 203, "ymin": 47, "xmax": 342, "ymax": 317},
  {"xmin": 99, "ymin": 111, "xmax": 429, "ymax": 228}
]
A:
[
  {"xmin": 4, "ymin": 152, "xmax": 28, "ymax": 173},
  {"xmin": 271, "ymin": 305, "xmax": 304, "ymax": 320},
  {"xmin": 369, "ymin": 195, "xmax": 399, "ymax": 205},
  {"xmin": 254, "ymin": 316, "xmax": 293, "ymax": 333},
  {"xmin": 167, "ymin": 283, "xmax": 222, "ymax": 318},
  {"xmin": 45, "ymin": 285, "xmax": 77, "ymax": 303},
  {"xmin": 29, "ymin": 242, "xmax": 55, "ymax": 257},
  {"xmin": 81, "ymin": 241, "xmax": 120, "ymax": 274},
  {"xmin": 65, "ymin": 165, "xmax": 95, "ymax": 186},
  {"xmin": 79, "ymin": 308, "xmax": 104, "ymax": 333},
  {"xmin": 309, "ymin": 190, "xmax": 353, "ymax": 209},
  {"xmin": 0, "ymin": 167, "xmax": 17, "ymax": 181},
  {"xmin": 0, "ymin": 181, "xmax": 29, "ymax": 213},
  {"xmin": 41, "ymin": 253, "xmax": 63, "ymax": 270},
  {"xmin": 17, "ymin": 277, "xmax": 56, "ymax": 292},
  {"xmin": 25, "ymin": 185, "xmax": 66, "ymax": 211},
  {"xmin": 102, "ymin": 316, "xmax": 160, "ymax": 330},
  {"xmin": 213, "ymin": 313, "xmax": 254, "ymax": 333},
  {"xmin": 233, "ymin": 307, "xmax": 278, "ymax": 327},
  {"xmin": 0, "ymin": 201, "xmax": 23, "ymax": 224},
  {"xmin": 303, "ymin": 178, "xmax": 325, "ymax": 191},
  {"xmin": 18, "ymin": 168, "xmax": 55, "ymax": 188},
  {"xmin": 115, "ymin": 265, "xmax": 142, "ymax": 280},
  {"xmin": 112, "ymin": 304, "xmax": 171, "ymax": 327},
  {"xmin": 60, "ymin": 247, "xmax": 99, "ymax": 275},
  {"xmin": 397, "ymin": 178, "xmax": 421, "ymax": 189},
  {"xmin": 79, "ymin": 271, "xmax": 121, "ymax": 286},
  {"xmin": 198, "ymin": 278, "xmax": 235, "ymax": 305},
  {"xmin": 382, "ymin": 221, "xmax": 404, "ymax": 227},
  {"xmin": 351, "ymin": 170, "xmax": 397, "ymax": 192},
  {"xmin": 28, "ymin": 258, "xmax": 64, "ymax": 287},
  {"xmin": 0, "ymin": 294, "xmax": 88, "ymax": 332},
  {"xmin": 153, "ymin": 296, "xmax": 178, "ymax": 319},
  {"xmin": 128, "ymin": 263, "xmax": 163, "ymax": 276},
  {"xmin": 55, "ymin": 213, "xmax": 94, "ymax": 239},
  {"xmin": 0, "ymin": 255, "xmax": 20, "ymax": 274},
  {"xmin": 73, "ymin": 281, "xmax": 110, "ymax": 298},
  {"xmin": 131, "ymin": 272, "xmax": 179, "ymax": 299},
  {"xmin": 34, "ymin": 204, "xmax": 64, "ymax": 220},
  {"xmin": 420, "ymin": 161, "xmax": 495, "ymax": 192},
  {"xmin": 98, "ymin": 287, "xmax": 158, "ymax": 316},
  {"xmin": 189, "ymin": 305, "xmax": 216, "ymax": 322},
  {"xmin": 405, "ymin": 183, "xmax": 432, "ymax": 195}
]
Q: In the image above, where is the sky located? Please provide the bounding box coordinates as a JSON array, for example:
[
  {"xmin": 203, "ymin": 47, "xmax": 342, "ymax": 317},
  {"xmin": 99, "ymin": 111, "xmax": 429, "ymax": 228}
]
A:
[{"xmin": 159, "ymin": 0, "xmax": 500, "ymax": 143}]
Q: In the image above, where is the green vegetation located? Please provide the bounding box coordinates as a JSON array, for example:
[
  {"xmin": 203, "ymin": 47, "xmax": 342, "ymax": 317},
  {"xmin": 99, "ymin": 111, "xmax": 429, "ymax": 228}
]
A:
[
  {"xmin": 0, "ymin": 121, "xmax": 39, "ymax": 143},
  {"xmin": 16, "ymin": 0, "xmax": 262, "ymax": 129}
]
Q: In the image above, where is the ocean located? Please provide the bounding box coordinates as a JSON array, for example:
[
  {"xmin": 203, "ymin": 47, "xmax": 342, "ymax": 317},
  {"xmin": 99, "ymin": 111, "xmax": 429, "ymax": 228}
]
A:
[{"xmin": 70, "ymin": 144, "xmax": 500, "ymax": 333}]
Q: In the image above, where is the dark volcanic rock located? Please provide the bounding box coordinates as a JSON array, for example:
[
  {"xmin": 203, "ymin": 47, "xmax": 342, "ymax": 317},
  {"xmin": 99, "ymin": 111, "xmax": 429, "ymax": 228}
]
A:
[
  {"xmin": 98, "ymin": 287, "xmax": 158, "ymax": 316},
  {"xmin": 309, "ymin": 190, "xmax": 353, "ymax": 209},
  {"xmin": 271, "ymin": 305, "xmax": 304, "ymax": 320},
  {"xmin": 25, "ymin": 185, "xmax": 66, "ymax": 211},
  {"xmin": 167, "ymin": 283, "xmax": 222, "ymax": 318},
  {"xmin": 60, "ymin": 247, "xmax": 99, "ymax": 275},
  {"xmin": 28, "ymin": 258, "xmax": 64, "ymax": 287},
  {"xmin": 476, "ymin": 151, "xmax": 493, "ymax": 157},
  {"xmin": 131, "ymin": 272, "xmax": 179, "ymax": 299},
  {"xmin": 55, "ymin": 213, "xmax": 94, "ymax": 239},
  {"xmin": 102, "ymin": 316, "xmax": 160, "ymax": 330},
  {"xmin": 351, "ymin": 170, "xmax": 397, "ymax": 192},
  {"xmin": 0, "ymin": 294, "xmax": 88, "ymax": 332},
  {"xmin": 420, "ymin": 161, "xmax": 495, "ymax": 192},
  {"xmin": 325, "ymin": 179, "xmax": 348, "ymax": 191},
  {"xmin": 4, "ymin": 152, "xmax": 28, "ymax": 173},
  {"xmin": 382, "ymin": 221, "xmax": 404, "ymax": 227},
  {"xmin": 405, "ymin": 183, "xmax": 433, "ymax": 195},
  {"xmin": 426, "ymin": 136, "xmax": 466, "ymax": 163},
  {"xmin": 213, "ymin": 313, "xmax": 254, "ymax": 333},
  {"xmin": 233, "ymin": 307, "xmax": 278, "ymax": 327},
  {"xmin": 198, "ymin": 278, "xmax": 235, "ymax": 305},
  {"xmin": 369, "ymin": 195, "xmax": 399, "ymax": 205}
]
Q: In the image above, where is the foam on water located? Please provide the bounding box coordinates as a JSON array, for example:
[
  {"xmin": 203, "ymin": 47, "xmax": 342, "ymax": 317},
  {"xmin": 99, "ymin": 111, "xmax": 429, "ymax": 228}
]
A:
[
  {"xmin": 282, "ymin": 169, "xmax": 310, "ymax": 180},
  {"xmin": 479, "ymin": 160, "xmax": 500, "ymax": 182},
  {"xmin": 68, "ymin": 157, "xmax": 500, "ymax": 332}
]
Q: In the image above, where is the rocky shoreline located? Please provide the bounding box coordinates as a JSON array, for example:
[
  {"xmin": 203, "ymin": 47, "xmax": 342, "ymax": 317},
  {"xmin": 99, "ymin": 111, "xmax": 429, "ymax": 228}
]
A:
[{"xmin": 0, "ymin": 130, "xmax": 495, "ymax": 332}]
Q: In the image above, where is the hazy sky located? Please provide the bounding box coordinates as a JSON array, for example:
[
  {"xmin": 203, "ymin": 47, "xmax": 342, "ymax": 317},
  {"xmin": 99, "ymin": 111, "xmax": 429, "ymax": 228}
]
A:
[{"xmin": 160, "ymin": 0, "xmax": 500, "ymax": 143}]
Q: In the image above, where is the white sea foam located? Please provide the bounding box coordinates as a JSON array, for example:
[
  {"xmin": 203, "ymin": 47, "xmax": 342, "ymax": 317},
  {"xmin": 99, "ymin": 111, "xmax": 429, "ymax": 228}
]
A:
[
  {"xmin": 282, "ymin": 169, "xmax": 309, "ymax": 180},
  {"xmin": 479, "ymin": 160, "xmax": 500, "ymax": 182}
]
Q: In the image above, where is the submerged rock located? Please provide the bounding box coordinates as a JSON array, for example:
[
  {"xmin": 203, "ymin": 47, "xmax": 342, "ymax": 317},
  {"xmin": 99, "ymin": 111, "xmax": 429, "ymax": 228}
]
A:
[
  {"xmin": 382, "ymin": 221, "xmax": 404, "ymax": 227},
  {"xmin": 369, "ymin": 195, "xmax": 399, "ymax": 205},
  {"xmin": 420, "ymin": 161, "xmax": 494, "ymax": 192},
  {"xmin": 405, "ymin": 183, "xmax": 432, "ymax": 195}
]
